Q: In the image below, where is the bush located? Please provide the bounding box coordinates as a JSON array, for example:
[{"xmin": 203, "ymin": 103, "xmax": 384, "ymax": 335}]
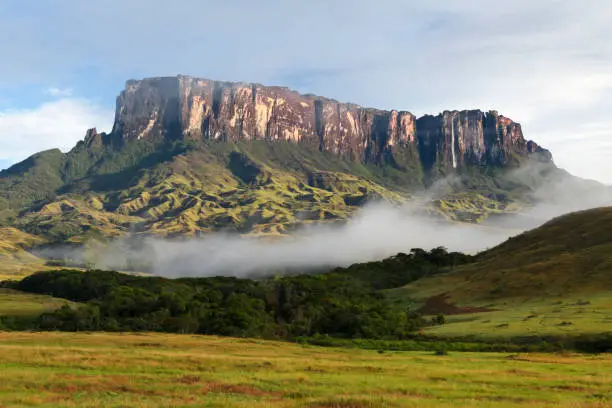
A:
[{"xmin": 434, "ymin": 346, "xmax": 448, "ymax": 356}]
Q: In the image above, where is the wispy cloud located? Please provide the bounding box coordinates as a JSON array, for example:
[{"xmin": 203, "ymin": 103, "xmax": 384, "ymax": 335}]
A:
[{"xmin": 44, "ymin": 87, "xmax": 73, "ymax": 97}]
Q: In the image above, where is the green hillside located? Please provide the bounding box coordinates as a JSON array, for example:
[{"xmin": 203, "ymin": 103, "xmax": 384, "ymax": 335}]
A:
[
  {"xmin": 3, "ymin": 207, "xmax": 612, "ymax": 346},
  {"xmin": 394, "ymin": 207, "xmax": 612, "ymax": 339},
  {"xmin": 1, "ymin": 139, "xmax": 537, "ymax": 247}
]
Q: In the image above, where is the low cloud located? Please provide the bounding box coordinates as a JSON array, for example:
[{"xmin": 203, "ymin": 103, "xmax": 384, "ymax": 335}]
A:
[
  {"xmin": 36, "ymin": 203, "xmax": 511, "ymax": 277},
  {"xmin": 35, "ymin": 162, "xmax": 612, "ymax": 278}
]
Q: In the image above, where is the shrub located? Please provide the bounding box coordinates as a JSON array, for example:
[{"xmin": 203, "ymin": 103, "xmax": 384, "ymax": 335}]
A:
[{"xmin": 434, "ymin": 346, "xmax": 448, "ymax": 356}]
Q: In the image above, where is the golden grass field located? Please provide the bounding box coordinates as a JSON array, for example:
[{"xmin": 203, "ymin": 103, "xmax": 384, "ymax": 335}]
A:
[{"xmin": 0, "ymin": 331, "xmax": 610, "ymax": 408}]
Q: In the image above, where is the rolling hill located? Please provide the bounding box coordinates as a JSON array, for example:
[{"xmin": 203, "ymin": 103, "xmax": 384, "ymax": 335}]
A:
[{"xmin": 394, "ymin": 207, "xmax": 612, "ymax": 339}]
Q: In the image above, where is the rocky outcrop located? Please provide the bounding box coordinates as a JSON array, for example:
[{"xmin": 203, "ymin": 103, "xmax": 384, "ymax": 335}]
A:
[
  {"xmin": 83, "ymin": 128, "xmax": 110, "ymax": 148},
  {"xmin": 105, "ymin": 75, "xmax": 550, "ymax": 170}
]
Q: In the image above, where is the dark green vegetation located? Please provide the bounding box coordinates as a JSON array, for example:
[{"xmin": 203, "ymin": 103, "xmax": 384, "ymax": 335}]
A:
[{"xmin": 2, "ymin": 248, "xmax": 469, "ymax": 339}]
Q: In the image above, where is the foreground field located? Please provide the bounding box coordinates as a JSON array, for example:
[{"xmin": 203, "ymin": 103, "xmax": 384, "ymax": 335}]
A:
[{"xmin": 0, "ymin": 332, "xmax": 610, "ymax": 407}]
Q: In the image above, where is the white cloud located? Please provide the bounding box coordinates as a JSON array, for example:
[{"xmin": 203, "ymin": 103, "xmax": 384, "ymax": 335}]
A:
[
  {"xmin": 0, "ymin": 98, "xmax": 113, "ymax": 167},
  {"xmin": 44, "ymin": 87, "xmax": 73, "ymax": 97}
]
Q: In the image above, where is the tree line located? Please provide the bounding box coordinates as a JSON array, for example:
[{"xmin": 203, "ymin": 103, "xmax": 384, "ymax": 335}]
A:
[{"xmin": 6, "ymin": 247, "xmax": 473, "ymax": 340}]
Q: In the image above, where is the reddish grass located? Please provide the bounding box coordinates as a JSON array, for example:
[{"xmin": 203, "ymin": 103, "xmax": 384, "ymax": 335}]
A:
[
  {"xmin": 419, "ymin": 293, "xmax": 495, "ymax": 315},
  {"xmin": 202, "ymin": 381, "xmax": 280, "ymax": 397}
]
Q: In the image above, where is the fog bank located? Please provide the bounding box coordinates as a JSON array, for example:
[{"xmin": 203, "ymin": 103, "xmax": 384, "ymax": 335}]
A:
[{"xmin": 35, "ymin": 163, "xmax": 612, "ymax": 278}]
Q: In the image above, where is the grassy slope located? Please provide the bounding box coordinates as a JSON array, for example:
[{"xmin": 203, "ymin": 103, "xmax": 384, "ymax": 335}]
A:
[
  {"xmin": 0, "ymin": 228, "xmax": 50, "ymax": 280},
  {"xmin": 394, "ymin": 207, "xmax": 612, "ymax": 339},
  {"xmin": 1, "ymin": 140, "xmax": 532, "ymax": 245},
  {"xmin": 5, "ymin": 141, "xmax": 406, "ymax": 241},
  {"xmin": 0, "ymin": 332, "xmax": 610, "ymax": 408},
  {"xmin": 420, "ymin": 294, "xmax": 612, "ymax": 340},
  {"xmin": 0, "ymin": 288, "xmax": 74, "ymax": 317},
  {"xmin": 0, "ymin": 230, "xmax": 76, "ymax": 314}
]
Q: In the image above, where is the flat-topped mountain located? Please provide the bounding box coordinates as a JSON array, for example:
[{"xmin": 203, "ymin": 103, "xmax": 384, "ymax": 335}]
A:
[
  {"xmin": 87, "ymin": 76, "xmax": 550, "ymax": 172},
  {"xmin": 0, "ymin": 75, "xmax": 594, "ymax": 257}
]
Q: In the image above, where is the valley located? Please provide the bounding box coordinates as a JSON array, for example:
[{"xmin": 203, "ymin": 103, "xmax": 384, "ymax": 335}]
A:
[{"xmin": 2, "ymin": 207, "xmax": 611, "ymax": 349}]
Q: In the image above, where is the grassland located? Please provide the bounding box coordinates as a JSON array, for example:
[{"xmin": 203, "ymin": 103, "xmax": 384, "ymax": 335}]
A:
[
  {"xmin": 0, "ymin": 332, "xmax": 610, "ymax": 407},
  {"xmin": 0, "ymin": 253, "xmax": 46, "ymax": 281}
]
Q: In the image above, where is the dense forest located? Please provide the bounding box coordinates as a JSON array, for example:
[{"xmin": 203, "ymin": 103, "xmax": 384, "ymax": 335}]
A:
[{"xmin": 3, "ymin": 247, "xmax": 472, "ymax": 339}]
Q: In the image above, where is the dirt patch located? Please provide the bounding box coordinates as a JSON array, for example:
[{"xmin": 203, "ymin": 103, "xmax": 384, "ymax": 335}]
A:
[
  {"xmin": 418, "ymin": 293, "xmax": 495, "ymax": 315},
  {"xmin": 202, "ymin": 381, "xmax": 279, "ymax": 397},
  {"xmin": 505, "ymin": 368, "xmax": 541, "ymax": 377},
  {"xmin": 177, "ymin": 375, "xmax": 201, "ymax": 384},
  {"xmin": 309, "ymin": 400, "xmax": 373, "ymax": 408},
  {"xmin": 552, "ymin": 385, "xmax": 592, "ymax": 392},
  {"xmin": 134, "ymin": 342, "xmax": 164, "ymax": 348},
  {"xmin": 43, "ymin": 382, "xmax": 163, "ymax": 397}
]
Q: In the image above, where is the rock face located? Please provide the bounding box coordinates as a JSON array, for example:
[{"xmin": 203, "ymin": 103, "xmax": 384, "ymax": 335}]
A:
[
  {"xmin": 416, "ymin": 110, "xmax": 552, "ymax": 172},
  {"xmin": 106, "ymin": 75, "xmax": 550, "ymax": 170}
]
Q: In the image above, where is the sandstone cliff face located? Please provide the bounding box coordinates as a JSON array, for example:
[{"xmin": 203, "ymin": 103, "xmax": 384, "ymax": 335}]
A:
[
  {"xmin": 416, "ymin": 110, "xmax": 551, "ymax": 172},
  {"xmin": 105, "ymin": 76, "xmax": 549, "ymax": 171}
]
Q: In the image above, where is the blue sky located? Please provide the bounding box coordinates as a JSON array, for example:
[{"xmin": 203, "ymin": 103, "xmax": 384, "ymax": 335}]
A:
[{"xmin": 1, "ymin": 0, "xmax": 612, "ymax": 183}]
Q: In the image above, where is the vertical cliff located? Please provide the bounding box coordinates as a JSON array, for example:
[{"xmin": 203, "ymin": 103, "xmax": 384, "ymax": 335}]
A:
[
  {"xmin": 107, "ymin": 76, "xmax": 550, "ymax": 174},
  {"xmin": 109, "ymin": 76, "xmax": 418, "ymax": 164},
  {"xmin": 415, "ymin": 110, "xmax": 551, "ymax": 173}
]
